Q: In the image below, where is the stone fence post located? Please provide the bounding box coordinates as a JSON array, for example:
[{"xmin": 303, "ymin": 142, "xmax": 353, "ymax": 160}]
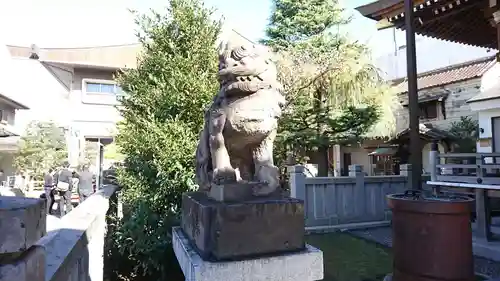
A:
[
  {"xmin": 0, "ymin": 197, "xmax": 46, "ymax": 281},
  {"xmin": 400, "ymin": 164, "xmax": 413, "ymax": 190},
  {"xmin": 349, "ymin": 164, "xmax": 365, "ymax": 188},
  {"xmin": 349, "ymin": 165, "xmax": 366, "ymax": 215},
  {"xmin": 429, "ymin": 142, "xmax": 439, "ymax": 182},
  {"xmin": 348, "ymin": 164, "xmax": 363, "ymax": 177},
  {"xmin": 289, "ymin": 165, "xmax": 307, "ymax": 201}
]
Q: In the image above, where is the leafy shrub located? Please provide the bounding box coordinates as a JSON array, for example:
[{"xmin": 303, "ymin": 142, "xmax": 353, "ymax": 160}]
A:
[{"xmin": 105, "ymin": 0, "xmax": 221, "ymax": 279}]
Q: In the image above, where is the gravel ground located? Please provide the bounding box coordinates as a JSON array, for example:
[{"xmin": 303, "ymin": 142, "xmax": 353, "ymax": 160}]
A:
[{"xmin": 348, "ymin": 226, "xmax": 500, "ymax": 278}]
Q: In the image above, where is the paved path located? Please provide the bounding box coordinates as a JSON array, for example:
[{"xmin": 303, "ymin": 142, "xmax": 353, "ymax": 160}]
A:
[{"xmin": 348, "ymin": 226, "xmax": 500, "ymax": 278}]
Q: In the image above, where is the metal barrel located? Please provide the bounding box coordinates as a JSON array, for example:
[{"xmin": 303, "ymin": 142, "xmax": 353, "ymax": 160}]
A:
[{"xmin": 388, "ymin": 192, "xmax": 475, "ymax": 281}]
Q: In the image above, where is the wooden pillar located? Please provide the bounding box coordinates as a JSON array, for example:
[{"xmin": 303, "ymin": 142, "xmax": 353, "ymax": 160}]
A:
[
  {"xmin": 404, "ymin": 0, "xmax": 422, "ymax": 190},
  {"xmin": 476, "ymin": 8, "xmax": 500, "ymax": 241}
]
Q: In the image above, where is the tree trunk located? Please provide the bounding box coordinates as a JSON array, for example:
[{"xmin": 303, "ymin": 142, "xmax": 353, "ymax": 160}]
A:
[
  {"xmin": 314, "ymin": 88, "xmax": 329, "ymax": 177},
  {"xmin": 317, "ymin": 146, "xmax": 329, "ymax": 177}
]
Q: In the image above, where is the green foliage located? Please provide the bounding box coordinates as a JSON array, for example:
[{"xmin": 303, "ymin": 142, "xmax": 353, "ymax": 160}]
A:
[
  {"xmin": 14, "ymin": 121, "xmax": 67, "ymax": 177},
  {"xmin": 449, "ymin": 116, "xmax": 479, "ymax": 153},
  {"xmin": 106, "ymin": 0, "xmax": 221, "ymax": 279},
  {"xmin": 279, "ymin": 104, "xmax": 380, "ymax": 152},
  {"xmin": 103, "ymin": 142, "xmax": 125, "ymax": 162},
  {"xmin": 261, "ymin": 0, "xmax": 347, "ymax": 50},
  {"xmin": 264, "ymin": 0, "xmax": 398, "ymax": 173}
]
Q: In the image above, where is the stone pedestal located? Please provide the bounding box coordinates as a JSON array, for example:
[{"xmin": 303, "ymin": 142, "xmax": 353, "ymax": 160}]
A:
[
  {"xmin": 181, "ymin": 191, "xmax": 305, "ymax": 261},
  {"xmin": 173, "ymin": 227, "xmax": 323, "ymax": 281},
  {"xmin": 0, "ymin": 196, "xmax": 46, "ymax": 281}
]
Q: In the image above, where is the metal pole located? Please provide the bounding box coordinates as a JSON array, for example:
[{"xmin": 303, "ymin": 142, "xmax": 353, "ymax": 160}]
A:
[{"xmin": 404, "ymin": 0, "xmax": 422, "ymax": 190}]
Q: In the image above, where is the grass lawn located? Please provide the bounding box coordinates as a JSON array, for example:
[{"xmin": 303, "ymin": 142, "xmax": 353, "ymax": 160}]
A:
[
  {"xmin": 306, "ymin": 232, "xmax": 487, "ymax": 281},
  {"xmin": 306, "ymin": 232, "xmax": 392, "ymax": 281}
]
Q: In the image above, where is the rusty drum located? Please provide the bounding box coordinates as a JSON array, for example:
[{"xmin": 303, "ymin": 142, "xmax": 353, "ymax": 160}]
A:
[{"xmin": 388, "ymin": 190, "xmax": 475, "ymax": 281}]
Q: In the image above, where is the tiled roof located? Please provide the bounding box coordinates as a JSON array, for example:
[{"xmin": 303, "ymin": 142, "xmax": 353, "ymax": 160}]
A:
[
  {"xmin": 7, "ymin": 43, "xmax": 142, "ymax": 69},
  {"xmin": 0, "ymin": 92, "xmax": 29, "ymax": 109},
  {"xmin": 6, "ymin": 28, "xmax": 254, "ymax": 70},
  {"xmin": 393, "ymin": 55, "xmax": 496, "ymax": 94},
  {"xmin": 389, "ymin": 124, "xmax": 456, "ymax": 143}
]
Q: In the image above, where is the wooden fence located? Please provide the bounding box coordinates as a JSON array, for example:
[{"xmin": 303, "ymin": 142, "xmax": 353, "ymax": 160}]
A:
[
  {"xmin": 429, "ymin": 152, "xmax": 500, "ymax": 187},
  {"xmin": 427, "ymin": 150, "xmax": 500, "ymax": 241},
  {"xmin": 289, "ymin": 164, "xmax": 429, "ymax": 231}
]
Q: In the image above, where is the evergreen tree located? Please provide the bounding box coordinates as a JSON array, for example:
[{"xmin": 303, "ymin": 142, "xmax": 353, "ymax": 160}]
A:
[
  {"xmin": 449, "ymin": 116, "xmax": 479, "ymax": 153},
  {"xmin": 263, "ymin": 0, "xmax": 398, "ymax": 176},
  {"xmin": 108, "ymin": 0, "xmax": 221, "ymax": 279},
  {"xmin": 14, "ymin": 121, "xmax": 67, "ymax": 177},
  {"xmin": 261, "ymin": 0, "xmax": 347, "ymax": 50}
]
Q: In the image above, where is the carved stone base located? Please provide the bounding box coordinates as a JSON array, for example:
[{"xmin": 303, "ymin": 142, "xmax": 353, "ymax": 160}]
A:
[
  {"xmin": 209, "ymin": 182, "xmax": 255, "ymax": 202},
  {"xmin": 180, "ymin": 191, "xmax": 305, "ymax": 261},
  {"xmin": 209, "ymin": 181, "xmax": 280, "ymax": 202},
  {"xmin": 173, "ymin": 227, "xmax": 324, "ymax": 281}
]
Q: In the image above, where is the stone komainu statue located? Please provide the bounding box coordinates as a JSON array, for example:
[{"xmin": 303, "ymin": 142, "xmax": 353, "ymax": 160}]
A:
[{"xmin": 195, "ymin": 42, "xmax": 286, "ymax": 196}]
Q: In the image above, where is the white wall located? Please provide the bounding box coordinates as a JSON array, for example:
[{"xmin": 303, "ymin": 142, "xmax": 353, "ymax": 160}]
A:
[
  {"xmin": 422, "ymin": 142, "xmax": 446, "ymax": 173},
  {"xmin": 343, "ymin": 146, "xmax": 371, "ymax": 175},
  {"xmin": 0, "ymin": 41, "xmax": 14, "ymax": 96},
  {"xmin": 472, "ymin": 63, "xmax": 500, "ymax": 156},
  {"xmin": 67, "ymin": 68, "xmax": 122, "ymax": 165},
  {"xmin": 9, "ymin": 58, "xmax": 72, "ymax": 131},
  {"xmin": 475, "ymin": 109, "xmax": 500, "ymax": 155},
  {"xmin": 70, "ymin": 68, "xmax": 122, "ymax": 133},
  {"xmin": 5, "ymin": 55, "xmax": 123, "ymax": 167}
]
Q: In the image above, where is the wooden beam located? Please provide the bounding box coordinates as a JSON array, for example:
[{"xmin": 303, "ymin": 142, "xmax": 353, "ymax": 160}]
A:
[
  {"xmin": 376, "ymin": 18, "xmax": 397, "ymax": 29},
  {"xmin": 373, "ymin": 0, "xmax": 429, "ymax": 19}
]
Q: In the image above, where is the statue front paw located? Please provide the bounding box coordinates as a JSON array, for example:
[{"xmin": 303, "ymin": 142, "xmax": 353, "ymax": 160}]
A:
[
  {"xmin": 213, "ymin": 167, "xmax": 241, "ymax": 184},
  {"xmin": 253, "ymin": 165, "xmax": 280, "ymax": 196}
]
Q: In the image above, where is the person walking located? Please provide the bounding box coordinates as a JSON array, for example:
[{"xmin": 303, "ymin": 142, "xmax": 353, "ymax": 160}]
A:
[
  {"xmin": 74, "ymin": 164, "xmax": 94, "ymax": 203},
  {"xmin": 43, "ymin": 168, "xmax": 56, "ymax": 215},
  {"xmin": 54, "ymin": 162, "xmax": 74, "ymax": 216}
]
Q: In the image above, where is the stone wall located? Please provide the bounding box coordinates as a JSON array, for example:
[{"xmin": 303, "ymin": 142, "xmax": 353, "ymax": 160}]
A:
[
  {"xmin": 395, "ymin": 78, "xmax": 481, "ymax": 132},
  {"xmin": 0, "ymin": 184, "xmax": 118, "ymax": 281}
]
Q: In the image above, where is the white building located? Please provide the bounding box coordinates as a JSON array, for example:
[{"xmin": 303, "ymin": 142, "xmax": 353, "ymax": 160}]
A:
[
  {"xmin": 0, "ymin": 29, "xmax": 263, "ymax": 183},
  {"xmin": 0, "ymin": 42, "xmax": 30, "ymax": 183},
  {"xmin": 469, "ymin": 62, "xmax": 500, "ymax": 157},
  {"xmin": 4, "ymin": 43, "xmax": 141, "ymax": 183}
]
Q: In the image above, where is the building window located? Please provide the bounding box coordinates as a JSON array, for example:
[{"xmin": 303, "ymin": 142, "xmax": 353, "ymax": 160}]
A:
[
  {"xmin": 419, "ymin": 101, "xmax": 438, "ymax": 120},
  {"xmin": 83, "ymin": 79, "xmax": 123, "ymax": 95}
]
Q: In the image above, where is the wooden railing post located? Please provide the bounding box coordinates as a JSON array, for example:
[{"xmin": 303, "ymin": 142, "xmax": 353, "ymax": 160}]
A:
[
  {"xmin": 475, "ymin": 154, "xmax": 492, "ymax": 241},
  {"xmin": 289, "ymin": 165, "xmax": 307, "ymax": 201}
]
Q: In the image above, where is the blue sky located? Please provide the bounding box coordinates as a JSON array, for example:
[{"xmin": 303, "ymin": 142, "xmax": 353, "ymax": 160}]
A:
[
  {"xmin": 0, "ymin": 0, "xmax": 389, "ymax": 54},
  {"xmin": 0, "ymin": 0, "xmax": 492, "ymax": 77}
]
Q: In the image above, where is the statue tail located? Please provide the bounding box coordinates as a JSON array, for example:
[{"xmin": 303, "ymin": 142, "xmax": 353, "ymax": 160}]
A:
[{"xmin": 195, "ymin": 124, "xmax": 212, "ymax": 192}]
